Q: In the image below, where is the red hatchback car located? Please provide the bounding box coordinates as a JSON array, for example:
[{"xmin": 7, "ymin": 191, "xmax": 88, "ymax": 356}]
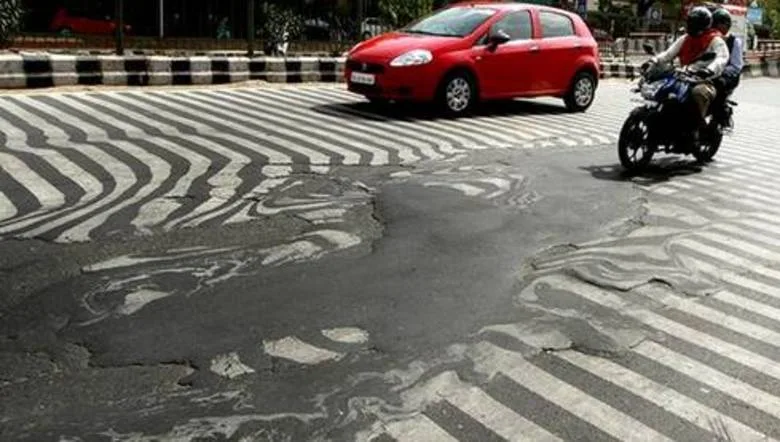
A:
[
  {"xmin": 345, "ymin": 2, "xmax": 600, "ymax": 115},
  {"xmin": 50, "ymin": 8, "xmax": 132, "ymax": 36}
]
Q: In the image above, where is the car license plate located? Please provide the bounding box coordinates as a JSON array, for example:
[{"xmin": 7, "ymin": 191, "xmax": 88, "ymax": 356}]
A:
[{"xmin": 350, "ymin": 72, "xmax": 376, "ymax": 85}]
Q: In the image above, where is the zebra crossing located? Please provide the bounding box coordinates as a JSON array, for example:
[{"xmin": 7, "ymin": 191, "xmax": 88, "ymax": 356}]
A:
[
  {"xmin": 0, "ymin": 84, "xmax": 624, "ymax": 243},
  {"xmin": 348, "ymin": 83, "xmax": 780, "ymax": 441}
]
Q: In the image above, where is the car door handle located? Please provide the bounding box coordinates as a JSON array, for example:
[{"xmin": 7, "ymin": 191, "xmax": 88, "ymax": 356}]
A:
[{"xmin": 530, "ymin": 45, "xmax": 540, "ymax": 53}]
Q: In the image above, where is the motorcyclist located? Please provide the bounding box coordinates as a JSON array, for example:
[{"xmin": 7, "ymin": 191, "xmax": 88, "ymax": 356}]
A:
[
  {"xmin": 710, "ymin": 7, "xmax": 743, "ymax": 127},
  {"xmin": 645, "ymin": 6, "xmax": 730, "ymax": 146}
]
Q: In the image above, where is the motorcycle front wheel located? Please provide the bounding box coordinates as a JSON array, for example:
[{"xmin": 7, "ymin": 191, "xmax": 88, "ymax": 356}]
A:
[{"xmin": 618, "ymin": 107, "xmax": 656, "ymax": 172}]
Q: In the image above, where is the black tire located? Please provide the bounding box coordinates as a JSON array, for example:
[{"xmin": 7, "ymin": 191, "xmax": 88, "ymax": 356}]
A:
[
  {"xmin": 367, "ymin": 96, "xmax": 388, "ymax": 106},
  {"xmin": 618, "ymin": 107, "xmax": 655, "ymax": 172},
  {"xmin": 693, "ymin": 122, "xmax": 723, "ymax": 163},
  {"xmin": 564, "ymin": 71, "xmax": 597, "ymax": 112},
  {"xmin": 436, "ymin": 70, "xmax": 477, "ymax": 116}
]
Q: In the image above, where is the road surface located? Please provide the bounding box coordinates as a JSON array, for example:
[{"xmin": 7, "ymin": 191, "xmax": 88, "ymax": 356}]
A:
[{"xmin": 1, "ymin": 79, "xmax": 779, "ymax": 441}]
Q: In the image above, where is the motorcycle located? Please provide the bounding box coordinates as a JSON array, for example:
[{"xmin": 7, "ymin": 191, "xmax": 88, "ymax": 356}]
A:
[{"xmin": 617, "ymin": 43, "xmax": 736, "ymax": 172}]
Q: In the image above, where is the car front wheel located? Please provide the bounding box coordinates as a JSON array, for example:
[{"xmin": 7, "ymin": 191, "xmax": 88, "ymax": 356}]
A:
[
  {"xmin": 437, "ymin": 71, "xmax": 477, "ymax": 116},
  {"xmin": 564, "ymin": 71, "xmax": 596, "ymax": 112}
]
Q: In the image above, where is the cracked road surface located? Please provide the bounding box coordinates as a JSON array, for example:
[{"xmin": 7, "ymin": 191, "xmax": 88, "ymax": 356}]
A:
[{"xmin": 1, "ymin": 79, "xmax": 780, "ymax": 441}]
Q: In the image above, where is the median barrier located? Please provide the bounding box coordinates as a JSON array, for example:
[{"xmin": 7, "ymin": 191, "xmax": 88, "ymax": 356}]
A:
[{"xmin": 0, "ymin": 53, "xmax": 776, "ymax": 89}]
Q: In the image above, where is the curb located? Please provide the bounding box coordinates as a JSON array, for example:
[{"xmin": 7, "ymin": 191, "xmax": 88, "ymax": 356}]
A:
[{"xmin": 0, "ymin": 54, "xmax": 777, "ymax": 89}]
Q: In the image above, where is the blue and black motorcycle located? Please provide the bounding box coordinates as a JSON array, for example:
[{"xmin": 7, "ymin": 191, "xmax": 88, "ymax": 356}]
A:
[{"xmin": 618, "ymin": 44, "xmax": 736, "ymax": 172}]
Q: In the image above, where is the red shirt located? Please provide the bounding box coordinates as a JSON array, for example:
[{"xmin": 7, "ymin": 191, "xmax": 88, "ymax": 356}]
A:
[{"xmin": 679, "ymin": 29, "xmax": 722, "ymax": 66}]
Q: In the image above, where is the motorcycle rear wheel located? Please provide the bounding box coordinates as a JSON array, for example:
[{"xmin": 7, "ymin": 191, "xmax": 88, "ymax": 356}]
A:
[
  {"xmin": 618, "ymin": 109, "xmax": 655, "ymax": 172},
  {"xmin": 693, "ymin": 122, "xmax": 723, "ymax": 163}
]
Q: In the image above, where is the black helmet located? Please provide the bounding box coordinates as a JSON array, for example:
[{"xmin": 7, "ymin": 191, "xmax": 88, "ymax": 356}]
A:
[
  {"xmin": 686, "ymin": 6, "xmax": 713, "ymax": 36},
  {"xmin": 712, "ymin": 8, "xmax": 732, "ymax": 30}
]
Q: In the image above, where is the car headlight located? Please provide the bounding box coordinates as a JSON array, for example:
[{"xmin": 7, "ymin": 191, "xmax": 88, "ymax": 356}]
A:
[
  {"xmin": 390, "ymin": 49, "xmax": 433, "ymax": 67},
  {"xmin": 640, "ymin": 80, "xmax": 664, "ymax": 99}
]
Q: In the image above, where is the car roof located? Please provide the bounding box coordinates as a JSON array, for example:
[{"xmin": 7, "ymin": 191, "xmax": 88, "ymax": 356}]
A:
[{"xmin": 446, "ymin": 1, "xmax": 579, "ymax": 15}]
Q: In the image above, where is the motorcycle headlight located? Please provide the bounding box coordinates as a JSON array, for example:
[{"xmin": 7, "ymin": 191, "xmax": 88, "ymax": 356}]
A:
[
  {"xmin": 390, "ymin": 49, "xmax": 433, "ymax": 67},
  {"xmin": 640, "ymin": 80, "xmax": 664, "ymax": 99}
]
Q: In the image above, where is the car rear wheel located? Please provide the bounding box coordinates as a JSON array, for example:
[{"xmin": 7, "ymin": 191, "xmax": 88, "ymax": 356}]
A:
[
  {"xmin": 564, "ymin": 71, "xmax": 596, "ymax": 112},
  {"xmin": 367, "ymin": 97, "xmax": 388, "ymax": 106},
  {"xmin": 437, "ymin": 70, "xmax": 477, "ymax": 116}
]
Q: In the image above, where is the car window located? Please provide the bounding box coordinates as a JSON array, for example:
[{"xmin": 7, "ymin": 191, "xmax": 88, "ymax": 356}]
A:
[
  {"xmin": 490, "ymin": 11, "xmax": 532, "ymax": 41},
  {"xmin": 540, "ymin": 12, "xmax": 575, "ymax": 38},
  {"xmin": 404, "ymin": 6, "xmax": 496, "ymax": 38}
]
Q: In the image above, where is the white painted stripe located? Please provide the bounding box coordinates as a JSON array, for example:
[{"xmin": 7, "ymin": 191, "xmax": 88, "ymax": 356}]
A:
[
  {"xmin": 493, "ymin": 112, "xmax": 593, "ymax": 146},
  {"xmin": 0, "ymin": 101, "xmax": 132, "ymax": 236},
  {"xmin": 533, "ymin": 243, "xmax": 670, "ymax": 270},
  {"xmin": 675, "ymin": 237, "xmax": 780, "ymax": 287},
  {"xmin": 714, "ymin": 290, "xmax": 780, "ymax": 324},
  {"xmin": 214, "ymin": 90, "xmax": 423, "ymax": 164},
  {"xmin": 471, "ymin": 341, "xmax": 673, "ymax": 441},
  {"xmin": 55, "ymin": 95, "xmax": 213, "ymax": 231},
  {"xmin": 463, "ymin": 113, "xmax": 578, "ymax": 146},
  {"xmin": 181, "ymin": 198, "xmax": 246, "ymax": 228},
  {"xmin": 78, "ymin": 93, "xmax": 267, "ymax": 230},
  {"xmin": 719, "ymin": 218, "xmax": 780, "ymax": 248},
  {"xmin": 634, "ymin": 285, "xmax": 780, "ymax": 349},
  {"xmin": 539, "ymin": 275, "xmax": 780, "ymax": 382},
  {"xmin": 321, "ymin": 327, "xmax": 369, "ymax": 344},
  {"xmin": 0, "ymin": 113, "xmax": 104, "ymax": 226},
  {"xmin": 104, "ymin": 93, "xmax": 274, "ymax": 230},
  {"xmin": 13, "ymin": 97, "xmax": 173, "ymax": 242},
  {"xmin": 242, "ymin": 89, "xmax": 437, "ymax": 160},
  {"xmin": 271, "ymin": 88, "xmax": 465, "ymax": 156},
  {"xmin": 677, "ymin": 255, "xmax": 780, "ymax": 302},
  {"xmin": 429, "ymin": 371, "xmax": 563, "ymax": 441},
  {"xmin": 262, "ymin": 336, "xmax": 343, "ymax": 364},
  {"xmin": 262, "ymin": 90, "xmax": 461, "ymax": 158},
  {"xmin": 694, "ymin": 229, "xmax": 780, "ymax": 263},
  {"xmin": 292, "ymin": 87, "xmax": 478, "ymax": 146},
  {"xmin": 0, "ymin": 152, "xmax": 65, "ymax": 210},
  {"xmin": 106, "ymin": 92, "xmax": 301, "ymax": 168},
  {"xmin": 187, "ymin": 90, "xmax": 392, "ymax": 166},
  {"xmin": 0, "ymin": 190, "xmax": 18, "ymax": 222},
  {"xmin": 124, "ymin": 91, "xmax": 357, "ymax": 166},
  {"xmin": 636, "ymin": 341, "xmax": 780, "ymax": 420},
  {"xmin": 558, "ymin": 350, "xmax": 775, "ymax": 442},
  {"xmin": 382, "ymin": 414, "xmax": 458, "ymax": 442},
  {"xmin": 310, "ymin": 88, "xmax": 501, "ymax": 148}
]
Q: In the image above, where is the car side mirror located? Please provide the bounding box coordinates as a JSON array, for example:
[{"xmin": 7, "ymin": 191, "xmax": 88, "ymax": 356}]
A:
[
  {"xmin": 488, "ymin": 29, "xmax": 511, "ymax": 48},
  {"xmin": 643, "ymin": 43, "xmax": 655, "ymax": 55}
]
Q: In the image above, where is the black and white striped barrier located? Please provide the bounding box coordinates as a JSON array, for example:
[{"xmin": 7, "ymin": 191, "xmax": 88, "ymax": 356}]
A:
[
  {"xmin": 742, "ymin": 58, "xmax": 780, "ymax": 78},
  {"xmin": 0, "ymin": 54, "xmax": 777, "ymax": 89},
  {"xmin": 0, "ymin": 54, "xmax": 344, "ymax": 88}
]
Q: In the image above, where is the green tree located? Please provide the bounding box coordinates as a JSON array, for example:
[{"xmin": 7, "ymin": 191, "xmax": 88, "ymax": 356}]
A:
[
  {"xmin": 763, "ymin": 0, "xmax": 780, "ymax": 37},
  {"xmin": 261, "ymin": 3, "xmax": 303, "ymax": 54},
  {"xmin": 0, "ymin": 0, "xmax": 23, "ymax": 46},
  {"xmin": 378, "ymin": 0, "xmax": 434, "ymax": 28}
]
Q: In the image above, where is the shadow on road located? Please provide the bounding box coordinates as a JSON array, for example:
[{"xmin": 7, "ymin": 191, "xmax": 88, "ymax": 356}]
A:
[
  {"xmin": 582, "ymin": 156, "xmax": 705, "ymax": 185},
  {"xmin": 311, "ymin": 98, "xmax": 569, "ymax": 122}
]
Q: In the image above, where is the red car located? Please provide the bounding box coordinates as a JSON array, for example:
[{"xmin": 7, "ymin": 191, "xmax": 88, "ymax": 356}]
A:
[
  {"xmin": 345, "ymin": 2, "xmax": 600, "ymax": 115},
  {"xmin": 50, "ymin": 8, "xmax": 131, "ymax": 36}
]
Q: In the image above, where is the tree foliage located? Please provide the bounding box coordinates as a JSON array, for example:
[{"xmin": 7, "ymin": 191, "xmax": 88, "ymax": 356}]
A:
[
  {"xmin": 261, "ymin": 3, "xmax": 303, "ymax": 41},
  {"xmin": 378, "ymin": 0, "xmax": 434, "ymax": 28},
  {"xmin": 762, "ymin": 0, "xmax": 780, "ymax": 37},
  {"xmin": 0, "ymin": 0, "xmax": 23, "ymax": 46}
]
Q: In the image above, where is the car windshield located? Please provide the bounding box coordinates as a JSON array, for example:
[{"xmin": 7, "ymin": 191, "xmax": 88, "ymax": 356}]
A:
[{"xmin": 403, "ymin": 7, "xmax": 496, "ymax": 38}]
